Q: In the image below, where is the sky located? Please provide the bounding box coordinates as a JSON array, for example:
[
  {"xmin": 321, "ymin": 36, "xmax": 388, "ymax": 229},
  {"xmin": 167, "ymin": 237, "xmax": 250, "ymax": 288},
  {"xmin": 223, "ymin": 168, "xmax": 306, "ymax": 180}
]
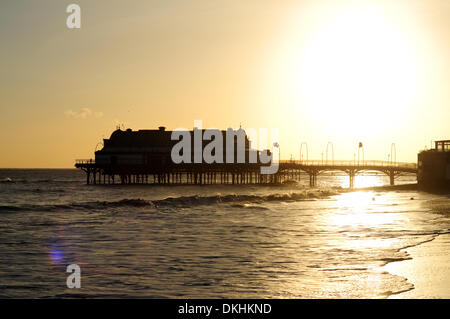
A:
[{"xmin": 0, "ymin": 0, "xmax": 449, "ymax": 168}]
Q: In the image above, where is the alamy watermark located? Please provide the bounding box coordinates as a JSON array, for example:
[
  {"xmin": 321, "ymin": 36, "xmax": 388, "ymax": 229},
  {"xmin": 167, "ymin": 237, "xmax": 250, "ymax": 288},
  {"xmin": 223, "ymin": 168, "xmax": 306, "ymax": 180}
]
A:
[
  {"xmin": 66, "ymin": 4, "xmax": 81, "ymax": 29},
  {"xmin": 171, "ymin": 120, "xmax": 280, "ymax": 174},
  {"xmin": 66, "ymin": 264, "xmax": 81, "ymax": 288}
]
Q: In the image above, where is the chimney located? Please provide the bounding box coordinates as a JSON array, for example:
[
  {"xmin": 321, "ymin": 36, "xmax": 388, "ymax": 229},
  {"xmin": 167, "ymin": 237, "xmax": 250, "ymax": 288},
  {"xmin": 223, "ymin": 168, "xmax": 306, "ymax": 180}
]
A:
[{"xmin": 158, "ymin": 126, "xmax": 166, "ymax": 131}]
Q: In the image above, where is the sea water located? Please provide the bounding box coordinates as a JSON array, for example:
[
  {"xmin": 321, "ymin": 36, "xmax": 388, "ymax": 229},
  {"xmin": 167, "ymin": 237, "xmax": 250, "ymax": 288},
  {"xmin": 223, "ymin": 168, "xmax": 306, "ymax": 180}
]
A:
[{"xmin": 0, "ymin": 169, "xmax": 449, "ymax": 298}]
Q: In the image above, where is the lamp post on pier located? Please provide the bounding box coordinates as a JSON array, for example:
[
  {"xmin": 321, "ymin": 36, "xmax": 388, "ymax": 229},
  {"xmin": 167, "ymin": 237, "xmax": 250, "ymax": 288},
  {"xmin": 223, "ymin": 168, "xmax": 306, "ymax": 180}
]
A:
[
  {"xmin": 326, "ymin": 142, "xmax": 334, "ymax": 165},
  {"xmin": 390, "ymin": 143, "xmax": 397, "ymax": 166},
  {"xmin": 357, "ymin": 142, "xmax": 365, "ymax": 166},
  {"xmin": 300, "ymin": 142, "xmax": 308, "ymax": 164}
]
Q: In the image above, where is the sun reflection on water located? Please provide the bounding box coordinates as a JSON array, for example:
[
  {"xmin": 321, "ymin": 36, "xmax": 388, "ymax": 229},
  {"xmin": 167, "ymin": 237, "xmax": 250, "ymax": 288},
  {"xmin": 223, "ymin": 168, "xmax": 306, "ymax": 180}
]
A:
[{"xmin": 328, "ymin": 191, "xmax": 401, "ymax": 250}]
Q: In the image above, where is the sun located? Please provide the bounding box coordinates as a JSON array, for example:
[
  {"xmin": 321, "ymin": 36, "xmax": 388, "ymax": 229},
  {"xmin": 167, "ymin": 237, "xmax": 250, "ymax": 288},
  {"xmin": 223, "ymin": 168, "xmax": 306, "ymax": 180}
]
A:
[{"xmin": 288, "ymin": 4, "xmax": 421, "ymax": 137}]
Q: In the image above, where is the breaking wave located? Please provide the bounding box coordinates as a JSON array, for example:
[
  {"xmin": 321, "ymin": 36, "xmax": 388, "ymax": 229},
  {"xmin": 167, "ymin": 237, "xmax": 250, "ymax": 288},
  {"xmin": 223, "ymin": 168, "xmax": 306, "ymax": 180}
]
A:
[
  {"xmin": 153, "ymin": 189, "xmax": 338, "ymax": 207},
  {"xmin": 0, "ymin": 189, "xmax": 339, "ymax": 213}
]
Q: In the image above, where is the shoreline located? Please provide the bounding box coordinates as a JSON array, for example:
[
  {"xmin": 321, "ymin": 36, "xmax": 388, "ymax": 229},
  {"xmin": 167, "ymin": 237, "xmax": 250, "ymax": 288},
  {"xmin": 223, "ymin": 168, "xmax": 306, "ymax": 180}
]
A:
[
  {"xmin": 380, "ymin": 233, "xmax": 450, "ymax": 298},
  {"xmin": 355, "ymin": 183, "xmax": 418, "ymax": 192}
]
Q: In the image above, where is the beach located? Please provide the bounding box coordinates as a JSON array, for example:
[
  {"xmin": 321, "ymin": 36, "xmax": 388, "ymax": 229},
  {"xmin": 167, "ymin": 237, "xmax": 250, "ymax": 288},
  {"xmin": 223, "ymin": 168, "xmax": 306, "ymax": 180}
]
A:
[{"xmin": 382, "ymin": 233, "xmax": 450, "ymax": 298}]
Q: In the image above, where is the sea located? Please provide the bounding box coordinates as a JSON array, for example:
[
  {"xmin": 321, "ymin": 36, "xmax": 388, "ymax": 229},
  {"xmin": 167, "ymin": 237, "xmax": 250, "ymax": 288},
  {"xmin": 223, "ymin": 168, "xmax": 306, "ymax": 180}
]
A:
[{"xmin": 0, "ymin": 169, "xmax": 449, "ymax": 298}]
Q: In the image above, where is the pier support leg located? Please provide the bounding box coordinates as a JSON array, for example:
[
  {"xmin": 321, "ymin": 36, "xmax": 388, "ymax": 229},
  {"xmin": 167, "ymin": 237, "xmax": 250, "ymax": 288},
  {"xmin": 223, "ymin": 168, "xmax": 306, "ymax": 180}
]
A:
[
  {"xmin": 309, "ymin": 172, "xmax": 317, "ymax": 187},
  {"xmin": 349, "ymin": 170, "xmax": 355, "ymax": 188}
]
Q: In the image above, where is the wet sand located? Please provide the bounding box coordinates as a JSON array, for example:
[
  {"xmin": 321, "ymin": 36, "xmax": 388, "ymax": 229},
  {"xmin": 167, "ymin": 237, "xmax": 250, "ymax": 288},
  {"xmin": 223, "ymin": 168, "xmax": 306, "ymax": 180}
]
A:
[
  {"xmin": 381, "ymin": 233, "xmax": 450, "ymax": 298},
  {"xmin": 357, "ymin": 183, "xmax": 418, "ymax": 192}
]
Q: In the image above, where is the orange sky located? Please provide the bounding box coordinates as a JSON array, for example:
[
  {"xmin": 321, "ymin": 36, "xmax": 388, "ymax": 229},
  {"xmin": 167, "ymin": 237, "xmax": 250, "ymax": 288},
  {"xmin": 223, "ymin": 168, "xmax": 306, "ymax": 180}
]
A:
[{"xmin": 0, "ymin": 0, "xmax": 449, "ymax": 168}]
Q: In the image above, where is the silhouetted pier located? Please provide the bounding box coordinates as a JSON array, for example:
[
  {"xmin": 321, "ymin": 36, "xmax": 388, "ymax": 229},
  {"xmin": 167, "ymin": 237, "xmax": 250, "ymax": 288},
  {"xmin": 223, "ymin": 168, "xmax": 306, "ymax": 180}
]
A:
[
  {"xmin": 280, "ymin": 160, "xmax": 417, "ymax": 187},
  {"xmin": 75, "ymin": 159, "xmax": 417, "ymax": 188}
]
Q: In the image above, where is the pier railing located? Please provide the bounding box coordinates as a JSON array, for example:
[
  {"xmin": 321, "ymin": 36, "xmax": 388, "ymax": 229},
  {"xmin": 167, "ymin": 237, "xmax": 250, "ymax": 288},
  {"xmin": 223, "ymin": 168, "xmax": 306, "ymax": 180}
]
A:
[
  {"xmin": 75, "ymin": 159, "xmax": 95, "ymax": 165},
  {"xmin": 279, "ymin": 160, "xmax": 417, "ymax": 169},
  {"xmin": 76, "ymin": 159, "xmax": 417, "ymax": 169}
]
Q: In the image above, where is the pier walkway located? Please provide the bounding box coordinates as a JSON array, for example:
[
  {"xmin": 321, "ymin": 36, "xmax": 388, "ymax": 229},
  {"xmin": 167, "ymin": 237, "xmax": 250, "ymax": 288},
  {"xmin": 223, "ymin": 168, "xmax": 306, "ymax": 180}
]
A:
[
  {"xmin": 279, "ymin": 160, "xmax": 417, "ymax": 187},
  {"xmin": 75, "ymin": 159, "xmax": 417, "ymax": 188}
]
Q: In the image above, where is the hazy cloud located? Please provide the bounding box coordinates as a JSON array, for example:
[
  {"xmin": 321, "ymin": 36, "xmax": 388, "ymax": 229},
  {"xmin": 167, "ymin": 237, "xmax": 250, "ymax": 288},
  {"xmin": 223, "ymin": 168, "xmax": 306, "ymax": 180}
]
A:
[{"xmin": 65, "ymin": 108, "xmax": 103, "ymax": 119}]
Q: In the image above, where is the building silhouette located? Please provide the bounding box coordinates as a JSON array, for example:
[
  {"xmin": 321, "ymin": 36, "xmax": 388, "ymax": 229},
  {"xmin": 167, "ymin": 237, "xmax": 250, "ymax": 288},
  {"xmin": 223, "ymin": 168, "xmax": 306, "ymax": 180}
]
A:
[
  {"xmin": 418, "ymin": 140, "xmax": 450, "ymax": 191},
  {"xmin": 95, "ymin": 126, "xmax": 268, "ymax": 167}
]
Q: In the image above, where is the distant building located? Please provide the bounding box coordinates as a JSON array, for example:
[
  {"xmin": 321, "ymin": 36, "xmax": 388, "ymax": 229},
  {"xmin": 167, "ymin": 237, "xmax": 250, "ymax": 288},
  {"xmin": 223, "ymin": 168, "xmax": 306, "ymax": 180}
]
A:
[{"xmin": 418, "ymin": 140, "xmax": 450, "ymax": 191}]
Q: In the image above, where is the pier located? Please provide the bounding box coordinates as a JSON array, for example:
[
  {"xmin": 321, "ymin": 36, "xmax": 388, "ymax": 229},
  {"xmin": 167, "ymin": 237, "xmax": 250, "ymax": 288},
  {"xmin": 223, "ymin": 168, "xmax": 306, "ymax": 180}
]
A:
[
  {"xmin": 75, "ymin": 127, "xmax": 417, "ymax": 188},
  {"xmin": 75, "ymin": 159, "xmax": 417, "ymax": 188}
]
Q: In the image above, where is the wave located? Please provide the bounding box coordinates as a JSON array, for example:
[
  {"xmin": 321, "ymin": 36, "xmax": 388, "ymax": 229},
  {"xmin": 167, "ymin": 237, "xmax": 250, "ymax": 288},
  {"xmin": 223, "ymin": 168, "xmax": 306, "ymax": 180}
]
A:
[
  {"xmin": 0, "ymin": 189, "xmax": 339, "ymax": 213},
  {"xmin": 153, "ymin": 190, "xmax": 337, "ymax": 207},
  {"xmin": 0, "ymin": 199, "xmax": 154, "ymax": 213}
]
